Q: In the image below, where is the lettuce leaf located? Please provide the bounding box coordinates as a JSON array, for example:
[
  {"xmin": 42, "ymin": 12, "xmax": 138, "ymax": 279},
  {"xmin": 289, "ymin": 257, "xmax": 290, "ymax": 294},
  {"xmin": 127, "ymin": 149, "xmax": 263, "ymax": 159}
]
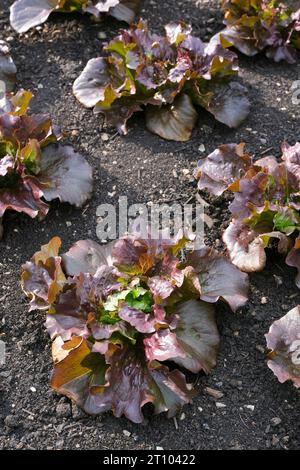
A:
[
  {"xmin": 215, "ymin": 0, "xmax": 300, "ymax": 63},
  {"xmin": 195, "ymin": 142, "xmax": 300, "ymax": 288}
]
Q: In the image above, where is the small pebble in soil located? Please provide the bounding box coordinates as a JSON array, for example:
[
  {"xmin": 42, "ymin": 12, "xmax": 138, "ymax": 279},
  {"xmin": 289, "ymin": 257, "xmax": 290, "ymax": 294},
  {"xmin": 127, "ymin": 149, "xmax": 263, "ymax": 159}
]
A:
[
  {"xmin": 30, "ymin": 387, "xmax": 36, "ymax": 392},
  {"xmin": 261, "ymin": 297, "xmax": 268, "ymax": 304},
  {"xmin": 123, "ymin": 430, "xmax": 131, "ymax": 437}
]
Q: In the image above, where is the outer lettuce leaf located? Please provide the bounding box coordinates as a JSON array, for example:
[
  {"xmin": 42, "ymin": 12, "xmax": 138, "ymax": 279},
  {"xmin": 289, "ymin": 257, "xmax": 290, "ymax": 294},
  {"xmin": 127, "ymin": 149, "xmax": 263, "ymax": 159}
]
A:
[
  {"xmin": 62, "ymin": 239, "xmax": 114, "ymax": 275},
  {"xmin": 187, "ymin": 246, "xmax": 249, "ymax": 311},
  {"xmin": 0, "ymin": 177, "xmax": 49, "ymax": 219},
  {"xmin": 22, "ymin": 226, "xmax": 250, "ymax": 422},
  {"xmin": 286, "ymin": 235, "xmax": 300, "ymax": 289},
  {"xmin": 265, "ymin": 306, "xmax": 300, "ymax": 388},
  {"xmin": 73, "ymin": 20, "xmax": 249, "ymax": 141},
  {"xmin": 10, "ymin": 0, "xmax": 140, "ymax": 33},
  {"xmin": 109, "ymin": 0, "xmax": 140, "ymax": 23},
  {"xmin": 0, "ymin": 41, "xmax": 17, "ymax": 93},
  {"xmin": 195, "ymin": 142, "xmax": 300, "ymax": 286},
  {"xmin": 51, "ymin": 337, "xmax": 194, "ymax": 423},
  {"xmin": 10, "ymin": 0, "xmax": 59, "ymax": 34}
]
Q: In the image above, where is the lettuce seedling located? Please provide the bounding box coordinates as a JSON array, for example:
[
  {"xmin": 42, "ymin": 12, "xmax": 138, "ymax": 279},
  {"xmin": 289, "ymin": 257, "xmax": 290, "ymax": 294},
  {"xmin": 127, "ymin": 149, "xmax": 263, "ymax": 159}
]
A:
[
  {"xmin": 21, "ymin": 226, "xmax": 249, "ymax": 422},
  {"xmin": 195, "ymin": 142, "xmax": 300, "ymax": 286},
  {"xmin": 10, "ymin": 0, "xmax": 140, "ymax": 33},
  {"xmin": 73, "ymin": 20, "xmax": 250, "ymax": 142},
  {"xmin": 265, "ymin": 306, "xmax": 300, "ymax": 388},
  {"xmin": 0, "ymin": 90, "xmax": 92, "ymax": 239},
  {"xmin": 216, "ymin": 0, "xmax": 300, "ymax": 63}
]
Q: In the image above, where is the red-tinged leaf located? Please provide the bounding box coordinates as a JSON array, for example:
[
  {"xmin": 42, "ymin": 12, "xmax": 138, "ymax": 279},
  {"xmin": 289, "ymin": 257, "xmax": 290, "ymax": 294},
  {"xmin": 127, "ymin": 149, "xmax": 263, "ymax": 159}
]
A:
[
  {"xmin": 10, "ymin": 0, "xmax": 58, "ymax": 33},
  {"xmin": 0, "ymin": 176, "xmax": 49, "ymax": 219},
  {"xmin": 147, "ymin": 276, "xmax": 175, "ymax": 300},
  {"xmin": 265, "ymin": 306, "xmax": 300, "ymax": 388},
  {"xmin": 286, "ymin": 235, "xmax": 300, "ymax": 289},
  {"xmin": 37, "ymin": 144, "xmax": 93, "ymax": 207},
  {"xmin": 109, "ymin": 0, "xmax": 140, "ymax": 24},
  {"xmin": 0, "ymin": 156, "xmax": 14, "ymax": 176},
  {"xmin": 21, "ymin": 237, "xmax": 66, "ymax": 310},
  {"xmin": 0, "ymin": 41, "xmax": 17, "ymax": 92},
  {"xmin": 73, "ymin": 20, "xmax": 246, "ymax": 140},
  {"xmin": 281, "ymin": 142, "xmax": 300, "ymax": 180},
  {"xmin": 118, "ymin": 304, "xmax": 157, "ymax": 334},
  {"xmin": 221, "ymin": 0, "xmax": 300, "ymax": 63},
  {"xmin": 46, "ymin": 312, "xmax": 89, "ymax": 342},
  {"xmin": 144, "ymin": 329, "xmax": 186, "ymax": 363},
  {"xmin": 187, "ymin": 247, "xmax": 249, "ymax": 311},
  {"xmin": 73, "ymin": 58, "xmax": 114, "ymax": 109},
  {"xmin": 206, "ymin": 81, "xmax": 250, "ymax": 129}
]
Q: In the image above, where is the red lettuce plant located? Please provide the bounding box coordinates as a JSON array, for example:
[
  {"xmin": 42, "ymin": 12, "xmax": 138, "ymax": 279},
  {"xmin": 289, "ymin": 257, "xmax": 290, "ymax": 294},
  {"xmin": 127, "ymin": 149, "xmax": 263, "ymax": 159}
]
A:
[
  {"xmin": 265, "ymin": 306, "xmax": 300, "ymax": 388},
  {"xmin": 0, "ymin": 41, "xmax": 17, "ymax": 95},
  {"xmin": 73, "ymin": 21, "xmax": 250, "ymax": 142},
  {"xmin": 195, "ymin": 142, "xmax": 300, "ymax": 286},
  {"xmin": 0, "ymin": 90, "xmax": 92, "ymax": 239},
  {"xmin": 10, "ymin": 0, "xmax": 140, "ymax": 33},
  {"xmin": 21, "ymin": 227, "xmax": 248, "ymax": 422},
  {"xmin": 215, "ymin": 0, "xmax": 300, "ymax": 63}
]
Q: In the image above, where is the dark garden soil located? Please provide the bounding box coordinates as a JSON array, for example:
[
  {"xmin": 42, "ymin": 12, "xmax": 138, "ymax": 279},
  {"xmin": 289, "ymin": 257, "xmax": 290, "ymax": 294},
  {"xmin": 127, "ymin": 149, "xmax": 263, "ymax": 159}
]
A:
[{"xmin": 0, "ymin": 0, "xmax": 300, "ymax": 451}]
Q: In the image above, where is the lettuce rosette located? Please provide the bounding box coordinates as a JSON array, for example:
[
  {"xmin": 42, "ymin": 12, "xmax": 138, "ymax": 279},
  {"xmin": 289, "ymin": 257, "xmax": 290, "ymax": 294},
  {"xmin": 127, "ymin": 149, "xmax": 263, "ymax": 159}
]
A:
[{"xmin": 21, "ymin": 226, "xmax": 249, "ymax": 422}]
